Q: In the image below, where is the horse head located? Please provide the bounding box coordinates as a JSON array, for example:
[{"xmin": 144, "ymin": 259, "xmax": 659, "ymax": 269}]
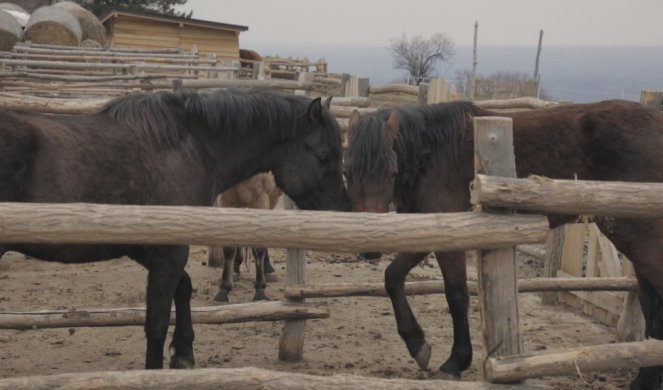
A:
[
  {"xmin": 271, "ymin": 96, "xmax": 351, "ymax": 212},
  {"xmin": 343, "ymin": 109, "xmax": 400, "ymax": 260}
]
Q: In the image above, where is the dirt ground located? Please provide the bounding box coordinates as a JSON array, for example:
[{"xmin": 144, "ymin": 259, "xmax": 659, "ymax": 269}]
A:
[{"xmin": 0, "ymin": 245, "xmax": 635, "ymax": 389}]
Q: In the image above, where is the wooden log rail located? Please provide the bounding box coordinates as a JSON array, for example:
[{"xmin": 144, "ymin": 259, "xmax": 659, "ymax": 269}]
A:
[
  {"xmin": 0, "ymin": 59, "xmax": 236, "ymax": 72},
  {"xmin": 369, "ymin": 83, "xmax": 419, "ymax": 95},
  {"xmin": 284, "ymin": 277, "xmax": 638, "ymax": 299},
  {"xmin": 472, "ymin": 174, "xmax": 663, "ymax": 218},
  {"xmin": 485, "ymin": 340, "xmax": 663, "ymax": 382},
  {"xmin": 0, "ymin": 366, "xmax": 526, "ymax": 390},
  {"xmin": 15, "ymin": 42, "xmax": 184, "ymax": 54},
  {"xmin": 3, "ymin": 52, "xmax": 220, "ymax": 64},
  {"xmin": 0, "ymin": 301, "xmax": 327, "ymax": 330},
  {"xmin": 475, "ymin": 97, "xmax": 559, "ymax": 110},
  {"xmin": 151, "ymin": 78, "xmax": 315, "ymax": 91},
  {"xmin": 0, "ymin": 202, "xmax": 548, "ymax": 253}
]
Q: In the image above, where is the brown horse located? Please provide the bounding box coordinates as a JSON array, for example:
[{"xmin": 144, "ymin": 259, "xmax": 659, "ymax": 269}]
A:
[
  {"xmin": 344, "ymin": 100, "xmax": 663, "ymax": 389},
  {"xmin": 0, "ymin": 89, "xmax": 350, "ymax": 370}
]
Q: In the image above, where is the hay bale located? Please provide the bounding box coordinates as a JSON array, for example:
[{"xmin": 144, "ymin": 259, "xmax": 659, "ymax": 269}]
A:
[
  {"xmin": 0, "ymin": 8, "xmax": 21, "ymax": 51},
  {"xmin": 25, "ymin": 5, "xmax": 81, "ymax": 46},
  {"xmin": 53, "ymin": 1, "xmax": 106, "ymax": 46},
  {"xmin": 0, "ymin": 3, "xmax": 29, "ymax": 27}
]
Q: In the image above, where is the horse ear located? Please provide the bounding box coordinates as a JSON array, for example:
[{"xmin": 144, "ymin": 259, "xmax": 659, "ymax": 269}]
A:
[
  {"xmin": 385, "ymin": 109, "xmax": 400, "ymax": 142},
  {"xmin": 348, "ymin": 110, "xmax": 361, "ymax": 129},
  {"xmin": 323, "ymin": 96, "xmax": 333, "ymax": 110},
  {"xmin": 307, "ymin": 97, "xmax": 323, "ymax": 123}
]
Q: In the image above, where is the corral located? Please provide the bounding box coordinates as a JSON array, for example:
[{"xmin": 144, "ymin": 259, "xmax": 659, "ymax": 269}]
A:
[{"xmin": 1, "ymin": 22, "xmax": 663, "ymax": 387}]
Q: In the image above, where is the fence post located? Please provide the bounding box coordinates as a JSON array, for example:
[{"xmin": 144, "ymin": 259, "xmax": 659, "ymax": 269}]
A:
[
  {"xmin": 278, "ymin": 196, "xmax": 307, "ymax": 361},
  {"xmin": 427, "ymin": 79, "xmax": 449, "ymax": 104},
  {"xmin": 417, "ymin": 82, "xmax": 429, "ymax": 105},
  {"xmin": 339, "ymin": 73, "xmax": 350, "ymax": 97},
  {"xmin": 473, "ymin": 117, "xmax": 522, "ymax": 379},
  {"xmin": 640, "ymin": 90, "xmax": 663, "ymax": 111}
]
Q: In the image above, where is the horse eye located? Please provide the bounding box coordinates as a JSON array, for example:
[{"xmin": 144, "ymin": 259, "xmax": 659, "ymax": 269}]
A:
[{"xmin": 318, "ymin": 156, "xmax": 330, "ymax": 166}]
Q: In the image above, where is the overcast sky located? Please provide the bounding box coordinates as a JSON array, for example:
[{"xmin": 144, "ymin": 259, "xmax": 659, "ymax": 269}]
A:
[{"xmin": 177, "ymin": 0, "xmax": 663, "ymax": 48}]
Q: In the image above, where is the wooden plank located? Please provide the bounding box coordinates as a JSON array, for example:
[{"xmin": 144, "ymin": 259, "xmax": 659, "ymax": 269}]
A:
[
  {"xmin": 617, "ymin": 259, "xmax": 646, "ymax": 341},
  {"xmin": 541, "ymin": 226, "xmax": 565, "ymax": 305}
]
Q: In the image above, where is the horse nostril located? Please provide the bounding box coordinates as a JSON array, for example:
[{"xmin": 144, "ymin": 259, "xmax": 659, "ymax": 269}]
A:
[{"xmin": 360, "ymin": 252, "xmax": 382, "ymax": 260}]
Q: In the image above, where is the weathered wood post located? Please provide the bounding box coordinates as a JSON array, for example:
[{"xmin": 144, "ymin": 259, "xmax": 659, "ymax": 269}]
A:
[
  {"xmin": 278, "ymin": 196, "xmax": 307, "ymax": 361},
  {"xmin": 417, "ymin": 82, "xmax": 430, "ymax": 105},
  {"xmin": 640, "ymin": 90, "xmax": 663, "ymax": 111},
  {"xmin": 473, "ymin": 117, "xmax": 522, "ymax": 378},
  {"xmin": 427, "ymin": 79, "xmax": 449, "ymax": 104},
  {"xmin": 338, "ymin": 73, "xmax": 351, "ymax": 97}
]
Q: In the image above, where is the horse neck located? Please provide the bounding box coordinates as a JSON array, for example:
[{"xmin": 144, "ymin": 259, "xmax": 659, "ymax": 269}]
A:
[{"xmin": 198, "ymin": 124, "xmax": 284, "ymax": 196}]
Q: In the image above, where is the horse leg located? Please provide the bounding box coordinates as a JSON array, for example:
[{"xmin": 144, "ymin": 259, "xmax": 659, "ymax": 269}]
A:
[
  {"xmin": 385, "ymin": 252, "xmax": 431, "ymax": 369},
  {"xmin": 252, "ymin": 247, "xmax": 268, "ymax": 301},
  {"xmin": 631, "ymin": 274, "xmax": 663, "ymax": 390},
  {"xmin": 214, "ymin": 247, "xmax": 236, "ymax": 303},
  {"xmin": 435, "ymin": 251, "xmax": 471, "ymax": 379},
  {"xmin": 232, "ymin": 246, "xmax": 244, "ymax": 276},
  {"xmin": 143, "ymin": 245, "xmax": 188, "ymax": 369},
  {"xmin": 264, "ymin": 249, "xmax": 278, "ymax": 282},
  {"xmin": 169, "ymin": 270, "xmax": 195, "ymax": 369}
]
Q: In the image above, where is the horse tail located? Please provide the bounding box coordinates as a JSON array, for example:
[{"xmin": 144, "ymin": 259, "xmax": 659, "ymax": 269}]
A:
[{"xmin": 0, "ymin": 112, "xmax": 36, "ymax": 201}]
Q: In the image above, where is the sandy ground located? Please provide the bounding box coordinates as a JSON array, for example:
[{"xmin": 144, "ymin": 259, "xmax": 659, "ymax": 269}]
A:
[{"xmin": 0, "ymin": 246, "xmax": 635, "ymax": 389}]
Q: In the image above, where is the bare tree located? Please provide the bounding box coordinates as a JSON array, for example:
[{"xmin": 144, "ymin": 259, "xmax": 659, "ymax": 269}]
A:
[{"xmin": 390, "ymin": 33, "xmax": 455, "ymax": 85}]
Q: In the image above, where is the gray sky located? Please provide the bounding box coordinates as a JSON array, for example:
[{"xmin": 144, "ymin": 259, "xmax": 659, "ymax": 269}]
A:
[{"xmin": 177, "ymin": 0, "xmax": 663, "ymax": 47}]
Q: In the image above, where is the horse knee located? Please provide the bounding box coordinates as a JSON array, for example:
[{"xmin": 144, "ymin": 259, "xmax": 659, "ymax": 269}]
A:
[{"xmin": 384, "ymin": 263, "xmax": 404, "ymax": 296}]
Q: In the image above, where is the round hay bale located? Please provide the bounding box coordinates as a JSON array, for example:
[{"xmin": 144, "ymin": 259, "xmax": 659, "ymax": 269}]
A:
[
  {"xmin": 25, "ymin": 5, "xmax": 82, "ymax": 46},
  {"xmin": 0, "ymin": 3, "xmax": 29, "ymax": 28},
  {"xmin": 53, "ymin": 1, "xmax": 106, "ymax": 46},
  {"xmin": 0, "ymin": 8, "xmax": 21, "ymax": 51}
]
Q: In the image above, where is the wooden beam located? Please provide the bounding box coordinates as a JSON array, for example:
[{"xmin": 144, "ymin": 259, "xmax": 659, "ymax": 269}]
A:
[
  {"xmin": 472, "ymin": 174, "xmax": 663, "ymax": 218},
  {"xmin": 0, "ymin": 203, "xmax": 548, "ymax": 253},
  {"xmin": 279, "ymin": 196, "xmax": 307, "ymax": 362},
  {"xmin": 474, "ymin": 97, "xmax": 558, "ymax": 110},
  {"xmin": 283, "ymin": 277, "xmax": 638, "ymax": 299},
  {"xmin": 473, "ymin": 116, "xmax": 522, "ymax": 374},
  {"xmin": 369, "ymin": 83, "xmax": 419, "ymax": 96},
  {"xmin": 0, "ymin": 301, "xmax": 328, "ymax": 329},
  {"xmin": 0, "ymin": 366, "xmax": 524, "ymax": 390},
  {"xmin": 485, "ymin": 340, "xmax": 663, "ymax": 383}
]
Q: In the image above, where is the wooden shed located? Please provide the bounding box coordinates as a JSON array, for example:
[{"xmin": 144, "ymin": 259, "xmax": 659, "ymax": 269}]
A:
[{"xmin": 98, "ymin": 9, "xmax": 248, "ymax": 61}]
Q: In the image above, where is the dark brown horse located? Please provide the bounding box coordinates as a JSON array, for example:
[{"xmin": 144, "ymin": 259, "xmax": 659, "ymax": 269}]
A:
[
  {"xmin": 0, "ymin": 89, "xmax": 350, "ymax": 370},
  {"xmin": 344, "ymin": 100, "xmax": 663, "ymax": 389}
]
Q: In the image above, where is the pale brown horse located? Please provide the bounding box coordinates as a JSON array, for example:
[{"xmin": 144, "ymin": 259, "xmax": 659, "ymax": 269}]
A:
[
  {"xmin": 0, "ymin": 89, "xmax": 350, "ymax": 370},
  {"xmin": 344, "ymin": 100, "xmax": 663, "ymax": 389}
]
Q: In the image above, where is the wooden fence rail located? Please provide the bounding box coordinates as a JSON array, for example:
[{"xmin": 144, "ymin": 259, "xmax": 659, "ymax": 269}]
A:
[{"xmin": 0, "ymin": 202, "xmax": 548, "ymax": 253}]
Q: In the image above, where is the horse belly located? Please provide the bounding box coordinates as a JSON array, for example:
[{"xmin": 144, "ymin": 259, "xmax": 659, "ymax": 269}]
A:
[{"xmin": 6, "ymin": 244, "xmax": 144, "ymax": 264}]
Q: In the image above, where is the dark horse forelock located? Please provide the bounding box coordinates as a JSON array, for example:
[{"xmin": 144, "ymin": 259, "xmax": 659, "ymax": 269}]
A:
[
  {"xmin": 346, "ymin": 113, "xmax": 398, "ymax": 183},
  {"xmin": 100, "ymin": 89, "xmax": 342, "ymax": 153},
  {"xmin": 347, "ymin": 101, "xmax": 486, "ymax": 184}
]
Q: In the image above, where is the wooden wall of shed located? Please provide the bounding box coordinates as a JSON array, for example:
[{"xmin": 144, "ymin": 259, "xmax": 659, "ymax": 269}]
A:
[{"xmin": 105, "ymin": 15, "xmax": 240, "ymax": 61}]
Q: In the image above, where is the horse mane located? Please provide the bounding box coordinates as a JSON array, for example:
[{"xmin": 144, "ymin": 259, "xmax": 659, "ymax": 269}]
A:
[
  {"xmin": 347, "ymin": 101, "xmax": 486, "ymax": 182},
  {"xmin": 99, "ymin": 89, "xmax": 341, "ymax": 151}
]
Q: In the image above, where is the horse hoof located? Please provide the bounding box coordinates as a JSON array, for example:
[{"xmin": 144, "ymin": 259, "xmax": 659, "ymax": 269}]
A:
[
  {"xmin": 265, "ymin": 273, "xmax": 279, "ymax": 283},
  {"xmin": 169, "ymin": 356, "xmax": 195, "ymax": 369},
  {"xmin": 439, "ymin": 358, "xmax": 462, "ymax": 380},
  {"xmin": 414, "ymin": 342, "xmax": 432, "ymax": 370}
]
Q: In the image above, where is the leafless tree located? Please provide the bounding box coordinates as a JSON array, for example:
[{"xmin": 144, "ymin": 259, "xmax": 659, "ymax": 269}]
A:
[{"xmin": 390, "ymin": 33, "xmax": 455, "ymax": 85}]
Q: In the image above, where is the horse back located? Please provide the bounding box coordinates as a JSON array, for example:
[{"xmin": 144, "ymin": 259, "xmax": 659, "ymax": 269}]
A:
[{"xmin": 510, "ymin": 100, "xmax": 663, "ymax": 183}]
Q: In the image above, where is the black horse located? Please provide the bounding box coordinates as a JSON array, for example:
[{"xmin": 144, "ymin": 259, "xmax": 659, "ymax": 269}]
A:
[
  {"xmin": 0, "ymin": 88, "xmax": 350, "ymax": 370},
  {"xmin": 344, "ymin": 100, "xmax": 663, "ymax": 389}
]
